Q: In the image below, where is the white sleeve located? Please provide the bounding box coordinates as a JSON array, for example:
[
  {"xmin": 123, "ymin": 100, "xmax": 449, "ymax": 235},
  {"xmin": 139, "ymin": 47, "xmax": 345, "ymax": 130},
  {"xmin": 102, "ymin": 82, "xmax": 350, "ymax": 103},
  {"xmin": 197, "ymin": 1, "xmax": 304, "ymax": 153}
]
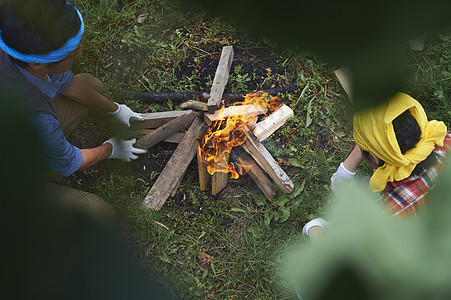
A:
[{"xmin": 330, "ymin": 162, "xmax": 356, "ymax": 194}]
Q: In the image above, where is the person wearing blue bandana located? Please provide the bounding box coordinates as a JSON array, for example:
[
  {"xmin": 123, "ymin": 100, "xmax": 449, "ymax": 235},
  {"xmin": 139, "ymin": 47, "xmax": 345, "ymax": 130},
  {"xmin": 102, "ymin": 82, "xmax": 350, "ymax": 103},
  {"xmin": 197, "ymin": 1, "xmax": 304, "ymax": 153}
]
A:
[{"xmin": 0, "ymin": 0, "xmax": 147, "ymax": 221}]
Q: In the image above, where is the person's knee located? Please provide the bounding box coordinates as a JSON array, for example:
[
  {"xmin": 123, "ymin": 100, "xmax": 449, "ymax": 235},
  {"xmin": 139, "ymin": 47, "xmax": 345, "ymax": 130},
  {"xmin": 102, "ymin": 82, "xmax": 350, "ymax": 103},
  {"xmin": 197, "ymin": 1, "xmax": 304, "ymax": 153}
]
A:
[
  {"xmin": 76, "ymin": 73, "xmax": 104, "ymax": 93},
  {"xmin": 45, "ymin": 181, "xmax": 116, "ymax": 223}
]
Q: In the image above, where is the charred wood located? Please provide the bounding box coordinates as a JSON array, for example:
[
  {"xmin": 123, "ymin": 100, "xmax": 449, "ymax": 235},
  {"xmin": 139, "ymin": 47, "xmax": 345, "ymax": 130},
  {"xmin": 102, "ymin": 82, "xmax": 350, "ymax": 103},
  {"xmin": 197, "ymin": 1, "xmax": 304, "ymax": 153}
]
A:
[
  {"xmin": 231, "ymin": 148, "xmax": 276, "ymax": 201},
  {"xmin": 120, "ymin": 83, "xmax": 298, "ymax": 103}
]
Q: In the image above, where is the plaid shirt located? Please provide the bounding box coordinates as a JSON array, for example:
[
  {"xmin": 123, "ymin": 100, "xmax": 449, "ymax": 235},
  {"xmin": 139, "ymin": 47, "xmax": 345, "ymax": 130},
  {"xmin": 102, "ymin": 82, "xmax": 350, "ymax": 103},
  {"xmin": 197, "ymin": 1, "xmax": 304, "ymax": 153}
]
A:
[{"xmin": 381, "ymin": 131, "xmax": 451, "ymax": 218}]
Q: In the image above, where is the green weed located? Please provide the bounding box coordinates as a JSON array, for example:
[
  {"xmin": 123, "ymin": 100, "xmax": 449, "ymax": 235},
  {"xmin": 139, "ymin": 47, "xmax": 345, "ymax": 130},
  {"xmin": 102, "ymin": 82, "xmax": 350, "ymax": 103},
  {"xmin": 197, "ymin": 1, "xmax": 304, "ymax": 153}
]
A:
[
  {"xmin": 227, "ymin": 64, "xmax": 251, "ymax": 93},
  {"xmin": 403, "ymin": 35, "xmax": 451, "ymax": 125}
]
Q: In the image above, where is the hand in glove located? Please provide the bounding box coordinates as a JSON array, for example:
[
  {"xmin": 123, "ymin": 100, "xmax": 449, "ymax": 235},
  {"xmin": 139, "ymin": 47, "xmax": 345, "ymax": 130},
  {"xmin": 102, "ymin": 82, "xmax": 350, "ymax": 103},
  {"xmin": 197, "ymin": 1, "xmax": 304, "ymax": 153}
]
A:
[
  {"xmin": 103, "ymin": 137, "xmax": 147, "ymax": 162},
  {"xmin": 108, "ymin": 102, "xmax": 145, "ymax": 127}
]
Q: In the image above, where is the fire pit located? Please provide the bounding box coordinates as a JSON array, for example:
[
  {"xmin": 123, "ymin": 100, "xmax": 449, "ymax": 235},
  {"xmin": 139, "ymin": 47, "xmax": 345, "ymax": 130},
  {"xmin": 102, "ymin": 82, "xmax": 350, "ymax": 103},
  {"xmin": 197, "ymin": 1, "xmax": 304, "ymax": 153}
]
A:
[{"xmin": 129, "ymin": 46, "xmax": 295, "ymax": 210}]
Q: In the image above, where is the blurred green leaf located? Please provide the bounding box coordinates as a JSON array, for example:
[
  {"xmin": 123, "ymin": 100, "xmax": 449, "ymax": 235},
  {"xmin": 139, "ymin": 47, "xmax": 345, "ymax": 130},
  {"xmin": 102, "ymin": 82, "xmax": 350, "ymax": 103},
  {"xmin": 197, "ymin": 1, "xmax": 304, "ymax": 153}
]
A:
[
  {"xmin": 254, "ymin": 195, "xmax": 267, "ymax": 207},
  {"xmin": 290, "ymin": 159, "xmax": 303, "ymax": 168},
  {"xmin": 293, "ymin": 180, "xmax": 306, "ymax": 198},
  {"xmin": 230, "ymin": 207, "xmax": 246, "ymax": 213},
  {"xmin": 276, "ymin": 195, "xmax": 291, "ymax": 207},
  {"xmin": 284, "ymin": 160, "xmax": 451, "ymax": 300}
]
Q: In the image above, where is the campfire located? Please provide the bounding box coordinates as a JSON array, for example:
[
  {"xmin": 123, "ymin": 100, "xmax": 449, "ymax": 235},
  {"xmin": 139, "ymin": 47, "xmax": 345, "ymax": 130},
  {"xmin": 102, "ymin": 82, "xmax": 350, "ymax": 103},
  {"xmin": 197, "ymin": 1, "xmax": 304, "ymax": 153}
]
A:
[
  {"xmin": 130, "ymin": 46, "xmax": 295, "ymax": 210},
  {"xmin": 198, "ymin": 92, "xmax": 279, "ymax": 181}
]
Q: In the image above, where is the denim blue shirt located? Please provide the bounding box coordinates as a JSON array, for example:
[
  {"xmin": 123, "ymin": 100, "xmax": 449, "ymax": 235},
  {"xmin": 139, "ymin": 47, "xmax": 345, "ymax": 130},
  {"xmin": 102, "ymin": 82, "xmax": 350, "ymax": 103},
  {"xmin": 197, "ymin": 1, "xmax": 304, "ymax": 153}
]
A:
[
  {"xmin": 17, "ymin": 66, "xmax": 82, "ymax": 176},
  {"xmin": 31, "ymin": 114, "xmax": 83, "ymax": 176}
]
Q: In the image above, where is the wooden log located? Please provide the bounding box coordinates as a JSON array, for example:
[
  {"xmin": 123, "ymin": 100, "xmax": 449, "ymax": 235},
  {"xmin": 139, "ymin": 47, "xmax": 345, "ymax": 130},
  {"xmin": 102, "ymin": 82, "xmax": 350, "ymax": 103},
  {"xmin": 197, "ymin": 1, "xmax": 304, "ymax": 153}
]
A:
[
  {"xmin": 136, "ymin": 111, "xmax": 201, "ymax": 149},
  {"xmin": 204, "ymin": 105, "xmax": 268, "ymax": 126},
  {"xmin": 131, "ymin": 110, "xmax": 193, "ymax": 129},
  {"xmin": 207, "ymin": 46, "xmax": 234, "ymax": 114},
  {"xmin": 253, "ymin": 104, "xmax": 294, "ymax": 141},
  {"xmin": 196, "ymin": 124, "xmax": 211, "ymax": 191},
  {"xmin": 212, "ymin": 152, "xmax": 229, "ymax": 196},
  {"xmin": 170, "ymin": 125, "xmax": 210, "ymax": 197},
  {"xmin": 142, "ymin": 117, "xmax": 205, "ymax": 210},
  {"xmin": 170, "ymin": 168, "xmax": 187, "ymax": 197},
  {"xmin": 242, "ymin": 129, "xmax": 294, "ymax": 193},
  {"xmin": 231, "ymin": 149, "xmax": 276, "ymax": 201},
  {"xmin": 180, "ymin": 101, "xmax": 208, "ymax": 111},
  {"xmin": 196, "ymin": 140, "xmax": 211, "ymax": 191},
  {"xmin": 334, "ymin": 66, "xmax": 353, "ymax": 101},
  {"xmin": 130, "ymin": 129, "xmax": 185, "ymax": 143},
  {"xmin": 247, "ymin": 117, "xmax": 258, "ymax": 130}
]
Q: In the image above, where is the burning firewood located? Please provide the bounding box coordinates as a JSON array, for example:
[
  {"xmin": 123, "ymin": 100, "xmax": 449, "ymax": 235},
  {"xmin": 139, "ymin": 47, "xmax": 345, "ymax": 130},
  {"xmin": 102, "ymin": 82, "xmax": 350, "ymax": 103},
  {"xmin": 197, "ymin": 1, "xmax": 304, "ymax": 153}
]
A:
[
  {"xmin": 196, "ymin": 141, "xmax": 210, "ymax": 191},
  {"xmin": 196, "ymin": 124, "xmax": 211, "ymax": 191},
  {"xmin": 212, "ymin": 152, "xmax": 229, "ymax": 196},
  {"xmin": 197, "ymin": 90, "xmax": 293, "ymax": 197},
  {"xmin": 204, "ymin": 104, "xmax": 268, "ymax": 126},
  {"xmin": 198, "ymin": 106, "xmax": 255, "ymax": 186}
]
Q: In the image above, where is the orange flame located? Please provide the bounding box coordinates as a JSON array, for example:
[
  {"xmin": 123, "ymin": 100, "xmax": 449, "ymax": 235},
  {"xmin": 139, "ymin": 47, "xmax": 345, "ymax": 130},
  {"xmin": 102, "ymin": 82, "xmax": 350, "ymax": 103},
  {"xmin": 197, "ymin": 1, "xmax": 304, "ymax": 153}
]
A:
[{"xmin": 198, "ymin": 91, "xmax": 280, "ymax": 179}]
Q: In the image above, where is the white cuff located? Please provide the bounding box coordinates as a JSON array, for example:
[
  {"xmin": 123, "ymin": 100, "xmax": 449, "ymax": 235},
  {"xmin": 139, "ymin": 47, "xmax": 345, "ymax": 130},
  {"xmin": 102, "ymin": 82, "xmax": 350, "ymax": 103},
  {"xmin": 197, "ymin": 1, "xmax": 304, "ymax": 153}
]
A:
[
  {"xmin": 338, "ymin": 162, "xmax": 356, "ymax": 176},
  {"xmin": 331, "ymin": 162, "xmax": 355, "ymax": 193},
  {"xmin": 107, "ymin": 102, "xmax": 120, "ymax": 115},
  {"xmin": 302, "ymin": 218, "xmax": 329, "ymax": 237},
  {"xmin": 102, "ymin": 139, "xmax": 114, "ymax": 159}
]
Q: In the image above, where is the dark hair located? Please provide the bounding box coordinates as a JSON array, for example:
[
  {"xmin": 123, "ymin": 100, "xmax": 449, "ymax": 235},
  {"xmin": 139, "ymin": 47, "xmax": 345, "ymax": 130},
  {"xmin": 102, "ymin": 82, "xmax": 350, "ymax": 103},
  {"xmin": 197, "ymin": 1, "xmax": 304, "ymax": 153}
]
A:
[
  {"xmin": 392, "ymin": 110, "xmax": 421, "ymax": 154},
  {"xmin": 364, "ymin": 110, "xmax": 435, "ymax": 176},
  {"xmin": 0, "ymin": 0, "xmax": 81, "ymax": 67}
]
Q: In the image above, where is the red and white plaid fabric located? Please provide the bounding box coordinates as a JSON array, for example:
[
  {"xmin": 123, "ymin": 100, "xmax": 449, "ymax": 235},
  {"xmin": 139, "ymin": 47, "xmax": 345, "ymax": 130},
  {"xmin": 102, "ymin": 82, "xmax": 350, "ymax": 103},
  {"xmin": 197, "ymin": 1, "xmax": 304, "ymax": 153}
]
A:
[{"xmin": 380, "ymin": 131, "xmax": 451, "ymax": 218}]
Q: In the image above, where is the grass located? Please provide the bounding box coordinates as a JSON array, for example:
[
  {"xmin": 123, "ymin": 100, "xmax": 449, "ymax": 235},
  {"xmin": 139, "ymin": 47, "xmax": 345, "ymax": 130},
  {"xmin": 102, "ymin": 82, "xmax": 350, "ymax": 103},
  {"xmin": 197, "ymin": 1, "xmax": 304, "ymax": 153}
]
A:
[
  {"xmin": 67, "ymin": 0, "xmax": 451, "ymax": 298},
  {"xmin": 403, "ymin": 34, "xmax": 451, "ymax": 123}
]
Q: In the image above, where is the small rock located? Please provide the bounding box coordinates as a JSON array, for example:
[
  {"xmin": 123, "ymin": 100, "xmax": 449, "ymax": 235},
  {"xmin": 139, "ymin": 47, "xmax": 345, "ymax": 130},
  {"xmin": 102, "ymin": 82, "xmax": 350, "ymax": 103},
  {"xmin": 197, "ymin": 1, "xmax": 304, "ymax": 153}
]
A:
[{"xmin": 137, "ymin": 13, "xmax": 148, "ymax": 24}]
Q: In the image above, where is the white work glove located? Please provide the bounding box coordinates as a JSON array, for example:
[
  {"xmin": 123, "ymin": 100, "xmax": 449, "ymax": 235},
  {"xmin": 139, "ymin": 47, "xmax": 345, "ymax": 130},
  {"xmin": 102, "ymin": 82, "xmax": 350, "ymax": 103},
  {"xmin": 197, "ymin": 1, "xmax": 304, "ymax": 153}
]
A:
[
  {"xmin": 103, "ymin": 137, "xmax": 147, "ymax": 162},
  {"xmin": 108, "ymin": 102, "xmax": 145, "ymax": 127},
  {"xmin": 330, "ymin": 162, "xmax": 355, "ymax": 194}
]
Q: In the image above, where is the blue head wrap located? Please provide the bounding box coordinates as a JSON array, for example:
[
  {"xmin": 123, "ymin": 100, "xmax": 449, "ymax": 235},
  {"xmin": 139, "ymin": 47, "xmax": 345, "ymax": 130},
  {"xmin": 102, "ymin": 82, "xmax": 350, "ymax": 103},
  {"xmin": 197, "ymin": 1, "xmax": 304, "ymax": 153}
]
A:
[{"xmin": 0, "ymin": 2, "xmax": 84, "ymax": 63}]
